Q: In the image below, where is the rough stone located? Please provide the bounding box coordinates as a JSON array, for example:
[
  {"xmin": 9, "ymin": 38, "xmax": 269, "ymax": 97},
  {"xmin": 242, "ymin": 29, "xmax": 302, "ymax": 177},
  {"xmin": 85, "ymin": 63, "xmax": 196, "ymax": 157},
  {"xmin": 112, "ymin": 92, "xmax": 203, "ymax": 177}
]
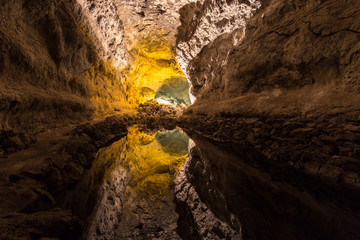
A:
[{"xmin": 177, "ymin": 0, "xmax": 360, "ymax": 190}]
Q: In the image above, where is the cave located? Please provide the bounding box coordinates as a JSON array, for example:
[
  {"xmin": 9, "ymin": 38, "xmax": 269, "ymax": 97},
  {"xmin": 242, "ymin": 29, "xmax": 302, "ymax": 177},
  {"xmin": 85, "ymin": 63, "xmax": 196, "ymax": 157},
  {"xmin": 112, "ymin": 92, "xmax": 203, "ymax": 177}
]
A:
[{"xmin": 1, "ymin": 0, "xmax": 360, "ymax": 239}]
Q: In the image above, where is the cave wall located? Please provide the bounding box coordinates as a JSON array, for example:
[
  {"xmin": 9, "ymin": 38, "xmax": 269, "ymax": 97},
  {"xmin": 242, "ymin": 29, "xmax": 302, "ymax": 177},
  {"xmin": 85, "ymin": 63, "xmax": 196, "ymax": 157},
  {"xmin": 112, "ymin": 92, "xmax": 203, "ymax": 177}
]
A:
[
  {"xmin": 176, "ymin": 0, "xmax": 261, "ymax": 72},
  {"xmin": 0, "ymin": 0, "xmax": 206, "ymax": 154},
  {"xmin": 113, "ymin": 0, "xmax": 201, "ymax": 105},
  {"xmin": 178, "ymin": 0, "xmax": 360, "ymax": 189},
  {"xmin": 0, "ymin": 0, "xmax": 95, "ymax": 152},
  {"xmin": 0, "ymin": 0, "xmax": 131, "ymax": 152},
  {"xmin": 181, "ymin": 0, "xmax": 360, "ymax": 101},
  {"xmin": 74, "ymin": 0, "xmax": 128, "ymax": 68}
]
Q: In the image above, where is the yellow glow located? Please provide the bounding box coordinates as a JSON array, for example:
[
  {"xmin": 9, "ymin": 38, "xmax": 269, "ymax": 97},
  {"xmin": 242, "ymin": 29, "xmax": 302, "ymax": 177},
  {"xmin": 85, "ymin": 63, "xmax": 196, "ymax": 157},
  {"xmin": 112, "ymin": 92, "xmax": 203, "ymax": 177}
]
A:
[
  {"xmin": 79, "ymin": 25, "xmax": 187, "ymax": 114},
  {"xmin": 81, "ymin": 126, "xmax": 188, "ymax": 205},
  {"xmin": 124, "ymin": 32, "xmax": 187, "ymax": 105},
  {"xmin": 122, "ymin": 126, "xmax": 187, "ymax": 201},
  {"xmin": 83, "ymin": 60, "xmax": 134, "ymax": 117}
]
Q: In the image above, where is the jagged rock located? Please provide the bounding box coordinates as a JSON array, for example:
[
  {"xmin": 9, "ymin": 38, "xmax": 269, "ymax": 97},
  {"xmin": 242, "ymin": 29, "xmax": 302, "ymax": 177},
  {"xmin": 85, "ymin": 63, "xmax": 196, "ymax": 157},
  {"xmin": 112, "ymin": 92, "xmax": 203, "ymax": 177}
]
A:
[{"xmin": 177, "ymin": 0, "xmax": 360, "ymax": 190}]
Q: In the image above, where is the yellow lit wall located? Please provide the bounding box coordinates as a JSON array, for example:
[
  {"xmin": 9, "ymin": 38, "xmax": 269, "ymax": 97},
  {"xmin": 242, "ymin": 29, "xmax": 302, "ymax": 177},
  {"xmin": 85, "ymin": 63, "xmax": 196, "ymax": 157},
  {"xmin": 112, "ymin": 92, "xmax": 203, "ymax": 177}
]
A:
[
  {"xmin": 80, "ymin": 23, "xmax": 187, "ymax": 115},
  {"xmin": 83, "ymin": 60, "xmax": 134, "ymax": 117},
  {"xmin": 124, "ymin": 32, "xmax": 187, "ymax": 105}
]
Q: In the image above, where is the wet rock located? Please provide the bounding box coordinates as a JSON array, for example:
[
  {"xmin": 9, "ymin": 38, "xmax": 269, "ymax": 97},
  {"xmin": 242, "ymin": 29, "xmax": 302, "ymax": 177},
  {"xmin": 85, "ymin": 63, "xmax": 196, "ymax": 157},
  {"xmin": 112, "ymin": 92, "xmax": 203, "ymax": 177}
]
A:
[
  {"xmin": 180, "ymin": 110, "xmax": 360, "ymax": 189},
  {"xmin": 0, "ymin": 114, "xmax": 133, "ymax": 239}
]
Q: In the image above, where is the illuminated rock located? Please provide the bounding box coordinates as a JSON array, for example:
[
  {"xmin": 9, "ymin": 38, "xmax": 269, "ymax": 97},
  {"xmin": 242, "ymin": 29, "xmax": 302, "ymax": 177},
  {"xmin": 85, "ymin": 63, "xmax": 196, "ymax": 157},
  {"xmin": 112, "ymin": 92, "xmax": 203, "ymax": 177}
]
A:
[{"xmin": 124, "ymin": 34, "xmax": 189, "ymax": 105}]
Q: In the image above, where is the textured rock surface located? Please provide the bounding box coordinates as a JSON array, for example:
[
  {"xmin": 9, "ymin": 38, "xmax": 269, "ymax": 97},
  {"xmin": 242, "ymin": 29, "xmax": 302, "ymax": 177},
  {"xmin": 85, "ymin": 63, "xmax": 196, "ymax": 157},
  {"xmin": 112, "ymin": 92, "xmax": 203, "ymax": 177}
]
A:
[
  {"xmin": 0, "ymin": 0, "xmax": 199, "ymax": 152},
  {"xmin": 0, "ymin": 114, "xmax": 129, "ymax": 239},
  {"xmin": 0, "ymin": 0, "xmax": 97, "ymax": 152},
  {"xmin": 155, "ymin": 77, "xmax": 191, "ymax": 106},
  {"xmin": 180, "ymin": 107, "xmax": 360, "ymax": 189},
  {"xmin": 184, "ymin": 0, "xmax": 360, "ymax": 100},
  {"xmin": 61, "ymin": 126, "xmax": 189, "ymax": 240},
  {"xmin": 0, "ymin": 115, "xmax": 129, "ymax": 239},
  {"xmin": 112, "ymin": 0, "xmax": 198, "ymax": 106},
  {"xmin": 1, "ymin": 0, "xmax": 360, "ymax": 238},
  {"xmin": 0, "ymin": 105, "xmax": 184, "ymax": 239},
  {"xmin": 114, "ymin": 0, "xmax": 203, "ymax": 49},
  {"xmin": 176, "ymin": 0, "xmax": 261, "ymax": 77},
  {"xmin": 74, "ymin": 0, "xmax": 128, "ymax": 68},
  {"xmin": 178, "ymin": 0, "xmax": 360, "ymax": 189},
  {"xmin": 0, "ymin": 0, "xmax": 133, "ymax": 153},
  {"xmin": 86, "ymin": 153, "xmax": 128, "ymax": 240}
]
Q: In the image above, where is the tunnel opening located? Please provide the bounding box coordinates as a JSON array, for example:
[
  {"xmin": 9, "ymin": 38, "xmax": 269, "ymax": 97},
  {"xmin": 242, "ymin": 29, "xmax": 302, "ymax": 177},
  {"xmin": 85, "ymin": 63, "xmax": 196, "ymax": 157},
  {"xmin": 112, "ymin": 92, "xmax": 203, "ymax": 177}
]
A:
[{"xmin": 155, "ymin": 77, "xmax": 191, "ymax": 106}]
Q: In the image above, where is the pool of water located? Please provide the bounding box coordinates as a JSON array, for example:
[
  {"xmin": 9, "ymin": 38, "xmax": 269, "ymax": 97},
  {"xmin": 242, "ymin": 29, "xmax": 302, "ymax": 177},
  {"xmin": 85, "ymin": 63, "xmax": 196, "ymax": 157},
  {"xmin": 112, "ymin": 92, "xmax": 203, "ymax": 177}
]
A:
[{"xmin": 58, "ymin": 126, "xmax": 360, "ymax": 240}]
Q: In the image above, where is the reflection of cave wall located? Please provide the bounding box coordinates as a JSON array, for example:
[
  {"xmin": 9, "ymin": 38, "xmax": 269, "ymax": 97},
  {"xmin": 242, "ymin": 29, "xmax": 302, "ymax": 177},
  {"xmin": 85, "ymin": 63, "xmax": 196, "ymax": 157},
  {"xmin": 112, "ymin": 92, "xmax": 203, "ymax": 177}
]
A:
[
  {"xmin": 155, "ymin": 77, "xmax": 191, "ymax": 106},
  {"xmin": 155, "ymin": 129, "xmax": 189, "ymax": 155},
  {"xmin": 175, "ymin": 133, "xmax": 360, "ymax": 240}
]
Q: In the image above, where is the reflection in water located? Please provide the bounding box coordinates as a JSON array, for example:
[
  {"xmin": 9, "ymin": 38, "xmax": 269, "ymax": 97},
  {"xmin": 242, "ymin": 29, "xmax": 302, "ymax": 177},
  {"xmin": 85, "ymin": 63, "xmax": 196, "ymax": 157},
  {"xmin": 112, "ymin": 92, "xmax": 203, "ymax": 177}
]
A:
[
  {"xmin": 65, "ymin": 126, "xmax": 189, "ymax": 240},
  {"xmin": 123, "ymin": 127, "xmax": 188, "ymax": 202},
  {"xmin": 176, "ymin": 132, "xmax": 360, "ymax": 240},
  {"xmin": 59, "ymin": 127, "xmax": 360, "ymax": 240}
]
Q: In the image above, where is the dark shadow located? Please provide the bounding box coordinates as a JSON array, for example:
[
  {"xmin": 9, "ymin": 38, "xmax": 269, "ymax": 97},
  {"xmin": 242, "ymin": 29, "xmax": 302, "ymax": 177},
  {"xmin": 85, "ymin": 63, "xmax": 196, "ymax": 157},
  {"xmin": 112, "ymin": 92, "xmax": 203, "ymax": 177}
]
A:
[{"xmin": 176, "ymin": 131, "xmax": 360, "ymax": 240}]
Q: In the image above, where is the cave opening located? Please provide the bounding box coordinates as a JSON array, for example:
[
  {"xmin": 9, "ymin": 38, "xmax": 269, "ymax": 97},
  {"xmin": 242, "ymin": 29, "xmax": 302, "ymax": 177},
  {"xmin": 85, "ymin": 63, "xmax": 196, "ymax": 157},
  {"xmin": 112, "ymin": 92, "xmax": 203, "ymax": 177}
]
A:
[{"xmin": 155, "ymin": 77, "xmax": 191, "ymax": 106}]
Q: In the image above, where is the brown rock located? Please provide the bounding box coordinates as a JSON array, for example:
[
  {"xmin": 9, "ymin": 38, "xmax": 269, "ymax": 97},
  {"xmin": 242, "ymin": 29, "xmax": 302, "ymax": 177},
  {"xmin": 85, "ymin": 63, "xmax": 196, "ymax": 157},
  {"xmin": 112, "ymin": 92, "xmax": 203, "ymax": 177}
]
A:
[{"xmin": 319, "ymin": 134, "xmax": 338, "ymax": 143}]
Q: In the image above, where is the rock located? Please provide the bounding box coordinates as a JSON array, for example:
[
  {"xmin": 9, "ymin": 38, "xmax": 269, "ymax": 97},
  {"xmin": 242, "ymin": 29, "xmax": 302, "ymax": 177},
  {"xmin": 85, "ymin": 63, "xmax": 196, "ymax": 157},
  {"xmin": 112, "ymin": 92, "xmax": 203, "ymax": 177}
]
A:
[
  {"xmin": 344, "ymin": 124, "xmax": 360, "ymax": 132},
  {"xmin": 319, "ymin": 134, "xmax": 338, "ymax": 143},
  {"xmin": 74, "ymin": 0, "xmax": 128, "ymax": 68},
  {"xmin": 0, "ymin": 0, "xmax": 97, "ymax": 144},
  {"xmin": 318, "ymin": 164, "xmax": 344, "ymax": 181},
  {"xmin": 291, "ymin": 127, "xmax": 313, "ymax": 134},
  {"xmin": 0, "ymin": 209, "xmax": 82, "ymax": 240},
  {"xmin": 338, "ymin": 146, "xmax": 353, "ymax": 155},
  {"xmin": 342, "ymin": 172, "xmax": 360, "ymax": 188},
  {"xmin": 246, "ymin": 133, "xmax": 256, "ymax": 144}
]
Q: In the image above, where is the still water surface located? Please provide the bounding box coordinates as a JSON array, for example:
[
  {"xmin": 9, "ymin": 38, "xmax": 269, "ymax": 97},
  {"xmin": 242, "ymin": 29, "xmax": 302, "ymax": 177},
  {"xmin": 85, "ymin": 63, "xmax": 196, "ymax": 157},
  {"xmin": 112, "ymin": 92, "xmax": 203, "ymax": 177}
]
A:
[{"xmin": 59, "ymin": 126, "xmax": 360, "ymax": 240}]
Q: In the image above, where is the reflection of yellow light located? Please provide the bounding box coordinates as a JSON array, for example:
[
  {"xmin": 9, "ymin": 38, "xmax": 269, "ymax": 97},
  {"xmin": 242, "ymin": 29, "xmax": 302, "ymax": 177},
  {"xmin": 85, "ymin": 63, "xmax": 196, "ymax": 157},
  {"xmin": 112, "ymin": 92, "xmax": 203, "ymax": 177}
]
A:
[
  {"xmin": 122, "ymin": 126, "xmax": 187, "ymax": 201},
  {"xmin": 81, "ymin": 126, "xmax": 188, "ymax": 210},
  {"xmin": 124, "ymin": 33, "xmax": 187, "ymax": 105}
]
